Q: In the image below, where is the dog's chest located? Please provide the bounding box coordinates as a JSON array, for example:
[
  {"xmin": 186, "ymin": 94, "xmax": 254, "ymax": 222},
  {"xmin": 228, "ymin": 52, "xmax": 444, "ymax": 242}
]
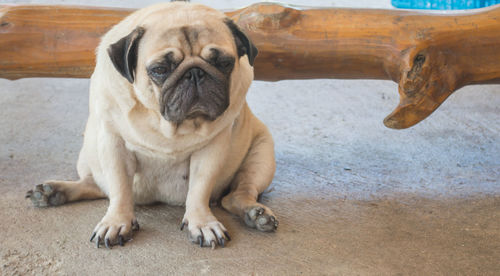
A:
[{"xmin": 132, "ymin": 150, "xmax": 190, "ymax": 206}]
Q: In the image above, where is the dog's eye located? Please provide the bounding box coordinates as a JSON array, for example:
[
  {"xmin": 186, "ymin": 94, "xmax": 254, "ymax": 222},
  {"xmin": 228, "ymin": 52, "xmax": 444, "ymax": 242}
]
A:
[
  {"xmin": 215, "ymin": 57, "xmax": 235, "ymax": 74},
  {"xmin": 219, "ymin": 61, "xmax": 233, "ymax": 70},
  {"xmin": 207, "ymin": 48, "xmax": 235, "ymax": 74},
  {"xmin": 151, "ymin": 66, "xmax": 168, "ymax": 76},
  {"xmin": 148, "ymin": 64, "xmax": 173, "ymax": 84}
]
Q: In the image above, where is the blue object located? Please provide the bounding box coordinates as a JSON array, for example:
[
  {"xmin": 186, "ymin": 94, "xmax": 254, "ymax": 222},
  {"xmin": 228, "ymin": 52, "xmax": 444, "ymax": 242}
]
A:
[{"xmin": 392, "ymin": 0, "xmax": 500, "ymax": 9}]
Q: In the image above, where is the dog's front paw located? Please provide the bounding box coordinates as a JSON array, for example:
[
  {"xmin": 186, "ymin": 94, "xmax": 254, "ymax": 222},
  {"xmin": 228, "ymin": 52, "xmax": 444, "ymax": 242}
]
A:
[
  {"xmin": 90, "ymin": 212, "xmax": 139, "ymax": 249},
  {"xmin": 181, "ymin": 212, "xmax": 230, "ymax": 249},
  {"xmin": 244, "ymin": 205, "xmax": 278, "ymax": 232},
  {"xmin": 25, "ymin": 183, "xmax": 67, "ymax": 207}
]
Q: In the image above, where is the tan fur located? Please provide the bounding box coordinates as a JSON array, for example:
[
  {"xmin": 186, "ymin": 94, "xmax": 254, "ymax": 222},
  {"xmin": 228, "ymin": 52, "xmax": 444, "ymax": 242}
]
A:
[{"xmin": 27, "ymin": 2, "xmax": 277, "ymax": 248}]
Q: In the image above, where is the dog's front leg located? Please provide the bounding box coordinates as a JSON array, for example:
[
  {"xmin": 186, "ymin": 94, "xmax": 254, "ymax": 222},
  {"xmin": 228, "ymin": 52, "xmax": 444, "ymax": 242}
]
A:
[
  {"xmin": 90, "ymin": 123, "xmax": 138, "ymax": 249},
  {"xmin": 182, "ymin": 127, "xmax": 231, "ymax": 249}
]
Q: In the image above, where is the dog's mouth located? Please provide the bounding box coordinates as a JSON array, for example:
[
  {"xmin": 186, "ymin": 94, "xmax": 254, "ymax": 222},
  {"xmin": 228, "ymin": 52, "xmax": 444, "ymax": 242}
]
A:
[{"xmin": 159, "ymin": 61, "xmax": 229, "ymax": 124}]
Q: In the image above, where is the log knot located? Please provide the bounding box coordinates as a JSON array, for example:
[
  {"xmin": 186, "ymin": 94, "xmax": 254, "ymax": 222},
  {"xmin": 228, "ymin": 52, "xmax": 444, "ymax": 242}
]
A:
[
  {"xmin": 235, "ymin": 3, "xmax": 301, "ymax": 30},
  {"xmin": 403, "ymin": 52, "xmax": 428, "ymax": 97},
  {"xmin": 407, "ymin": 54, "xmax": 425, "ymax": 80}
]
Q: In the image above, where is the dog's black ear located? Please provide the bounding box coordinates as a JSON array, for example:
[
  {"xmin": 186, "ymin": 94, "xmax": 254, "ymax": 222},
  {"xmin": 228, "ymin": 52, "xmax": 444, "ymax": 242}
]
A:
[
  {"xmin": 107, "ymin": 27, "xmax": 145, "ymax": 83},
  {"xmin": 224, "ymin": 19, "xmax": 258, "ymax": 66}
]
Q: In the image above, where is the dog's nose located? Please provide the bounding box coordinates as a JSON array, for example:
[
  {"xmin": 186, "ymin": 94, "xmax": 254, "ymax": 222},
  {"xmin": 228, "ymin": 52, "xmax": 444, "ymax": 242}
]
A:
[{"xmin": 184, "ymin": 67, "xmax": 205, "ymax": 80}]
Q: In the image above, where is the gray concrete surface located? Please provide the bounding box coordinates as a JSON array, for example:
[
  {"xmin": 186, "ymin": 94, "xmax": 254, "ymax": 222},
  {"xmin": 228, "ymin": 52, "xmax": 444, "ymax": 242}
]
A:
[{"xmin": 1, "ymin": 0, "xmax": 499, "ymax": 275}]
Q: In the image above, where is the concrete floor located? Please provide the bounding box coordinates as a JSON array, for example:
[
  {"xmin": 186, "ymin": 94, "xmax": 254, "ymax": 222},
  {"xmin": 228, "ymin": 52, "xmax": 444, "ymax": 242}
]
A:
[{"xmin": 1, "ymin": 0, "xmax": 499, "ymax": 275}]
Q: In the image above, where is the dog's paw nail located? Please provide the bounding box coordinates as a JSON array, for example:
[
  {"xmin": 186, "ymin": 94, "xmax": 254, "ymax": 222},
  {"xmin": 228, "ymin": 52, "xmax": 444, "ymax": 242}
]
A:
[
  {"xmin": 132, "ymin": 219, "xmax": 140, "ymax": 231},
  {"xmin": 198, "ymin": 236, "xmax": 204, "ymax": 247},
  {"xmin": 118, "ymin": 235, "xmax": 124, "ymax": 246},
  {"xmin": 224, "ymin": 231, "xmax": 231, "ymax": 241},
  {"xmin": 211, "ymin": 241, "xmax": 216, "ymax": 250},
  {"xmin": 271, "ymin": 216, "xmax": 279, "ymax": 228},
  {"xmin": 105, "ymin": 238, "xmax": 111, "ymax": 249},
  {"xmin": 180, "ymin": 222, "xmax": 186, "ymax": 231},
  {"xmin": 90, "ymin": 232, "xmax": 96, "ymax": 242}
]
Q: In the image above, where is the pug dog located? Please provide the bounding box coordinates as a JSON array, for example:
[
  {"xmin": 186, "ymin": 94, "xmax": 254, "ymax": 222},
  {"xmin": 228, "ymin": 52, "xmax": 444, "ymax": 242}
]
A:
[{"xmin": 26, "ymin": 2, "xmax": 277, "ymax": 249}]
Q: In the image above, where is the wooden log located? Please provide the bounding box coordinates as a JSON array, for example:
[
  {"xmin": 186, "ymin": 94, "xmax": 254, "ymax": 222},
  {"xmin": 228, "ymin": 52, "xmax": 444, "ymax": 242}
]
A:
[
  {"xmin": 0, "ymin": 5, "xmax": 131, "ymax": 79},
  {"xmin": 1, "ymin": 3, "xmax": 499, "ymax": 129}
]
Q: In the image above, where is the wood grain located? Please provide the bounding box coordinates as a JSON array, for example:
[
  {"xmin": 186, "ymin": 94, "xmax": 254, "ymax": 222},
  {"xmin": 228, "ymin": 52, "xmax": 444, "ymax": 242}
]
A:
[{"xmin": 1, "ymin": 3, "xmax": 499, "ymax": 128}]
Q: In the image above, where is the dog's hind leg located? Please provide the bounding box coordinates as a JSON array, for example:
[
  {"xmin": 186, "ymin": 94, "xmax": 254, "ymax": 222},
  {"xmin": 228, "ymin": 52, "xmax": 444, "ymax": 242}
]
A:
[
  {"xmin": 221, "ymin": 126, "xmax": 279, "ymax": 232},
  {"xmin": 26, "ymin": 176, "xmax": 105, "ymax": 207}
]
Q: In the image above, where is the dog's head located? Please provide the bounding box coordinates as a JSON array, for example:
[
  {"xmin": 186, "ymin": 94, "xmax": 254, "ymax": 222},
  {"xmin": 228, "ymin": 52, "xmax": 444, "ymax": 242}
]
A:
[{"xmin": 106, "ymin": 3, "xmax": 257, "ymax": 125}]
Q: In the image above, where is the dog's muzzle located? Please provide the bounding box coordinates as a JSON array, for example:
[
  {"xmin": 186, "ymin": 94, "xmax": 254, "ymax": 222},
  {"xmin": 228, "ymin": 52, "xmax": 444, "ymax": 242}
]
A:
[{"xmin": 160, "ymin": 66, "xmax": 229, "ymax": 124}]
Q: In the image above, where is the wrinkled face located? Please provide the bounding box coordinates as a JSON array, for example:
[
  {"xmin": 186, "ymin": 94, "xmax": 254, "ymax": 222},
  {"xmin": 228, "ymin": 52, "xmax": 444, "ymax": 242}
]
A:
[
  {"xmin": 145, "ymin": 26, "xmax": 236, "ymax": 124},
  {"xmin": 107, "ymin": 10, "xmax": 257, "ymax": 125}
]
